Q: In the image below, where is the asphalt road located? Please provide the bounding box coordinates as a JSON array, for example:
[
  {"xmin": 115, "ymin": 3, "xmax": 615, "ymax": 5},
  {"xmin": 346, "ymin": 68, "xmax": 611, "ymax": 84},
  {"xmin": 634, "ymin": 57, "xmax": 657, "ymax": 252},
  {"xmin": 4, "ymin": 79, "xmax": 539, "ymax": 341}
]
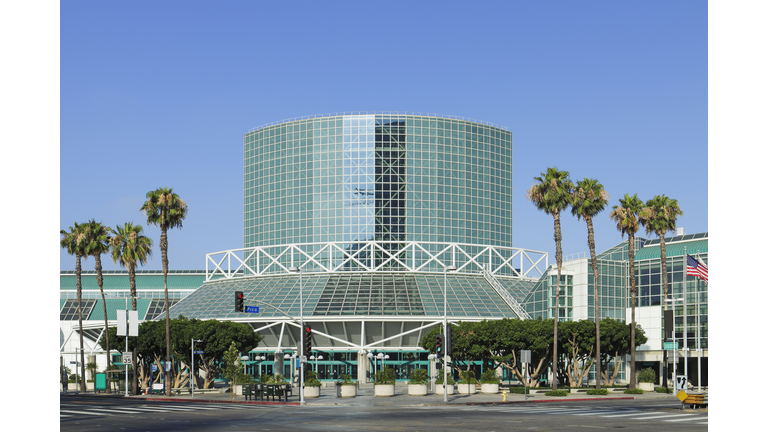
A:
[{"xmin": 60, "ymin": 396, "xmax": 707, "ymax": 431}]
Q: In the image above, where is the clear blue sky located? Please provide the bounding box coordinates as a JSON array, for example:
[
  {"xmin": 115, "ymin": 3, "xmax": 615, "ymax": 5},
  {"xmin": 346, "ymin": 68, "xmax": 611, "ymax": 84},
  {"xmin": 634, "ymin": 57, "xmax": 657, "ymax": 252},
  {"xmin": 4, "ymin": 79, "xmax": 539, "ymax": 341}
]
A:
[{"xmin": 59, "ymin": 1, "xmax": 708, "ymax": 271}]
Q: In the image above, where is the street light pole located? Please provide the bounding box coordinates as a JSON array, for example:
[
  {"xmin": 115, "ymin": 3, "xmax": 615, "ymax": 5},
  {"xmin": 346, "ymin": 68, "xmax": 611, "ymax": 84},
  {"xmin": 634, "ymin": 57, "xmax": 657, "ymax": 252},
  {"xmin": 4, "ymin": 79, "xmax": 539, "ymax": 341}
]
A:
[
  {"xmin": 289, "ymin": 264, "xmax": 305, "ymax": 404},
  {"xmin": 666, "ymin": 297, "xmax": 684, "ymax": 390},
  {"xmin": 191, "ymin": 339, "xmax": 202, "ymax": 399},
  {"xmin": 444, "ymin": 264, "xmax": 456, "ymax": 403}
]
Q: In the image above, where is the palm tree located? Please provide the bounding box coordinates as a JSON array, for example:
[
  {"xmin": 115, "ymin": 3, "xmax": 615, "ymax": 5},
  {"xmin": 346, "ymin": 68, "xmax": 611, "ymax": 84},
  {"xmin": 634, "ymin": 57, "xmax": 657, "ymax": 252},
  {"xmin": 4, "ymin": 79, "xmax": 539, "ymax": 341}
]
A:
[
  {"xmin": 141, "ymin": 187, "xmax": 187, "ymax": 396},
  {"xmin": 61, "ymin": 222, "xmax": 89, "ymax": 393},
  {"xmin": 526, "ymin": 167, "xmax": 574, "ymax": 391},
  {"xmin": 571, "ymin": 178, "xmax": 609, "ymax": 389},
  {"xmin": 638, "ymin": 194, "xmax": 683, "ymax": 388},
  {"xmin": 84, "ymin": 220, "xmax": 113, "ymax": 393},
  {"xmin": 110, "ymin": 222, "xmax": 153, "ymax": 395},
  {"xmin": 609, "ymin": 193, "xmax": 644, "ymax": 389}
]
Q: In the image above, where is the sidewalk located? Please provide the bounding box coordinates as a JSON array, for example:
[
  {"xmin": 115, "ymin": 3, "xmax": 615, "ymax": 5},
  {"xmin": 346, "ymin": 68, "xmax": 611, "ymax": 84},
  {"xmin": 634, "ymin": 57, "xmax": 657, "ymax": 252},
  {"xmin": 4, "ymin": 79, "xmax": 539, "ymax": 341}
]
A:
[{"xmin": 61, "ymin": 384, "xmax": 686, "ymax": 407}]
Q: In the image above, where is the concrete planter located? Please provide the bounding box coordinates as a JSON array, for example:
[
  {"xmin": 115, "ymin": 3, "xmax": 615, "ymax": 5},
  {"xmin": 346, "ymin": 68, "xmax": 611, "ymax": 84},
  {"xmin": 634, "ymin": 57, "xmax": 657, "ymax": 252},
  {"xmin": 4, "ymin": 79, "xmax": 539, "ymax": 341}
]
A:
[
  {"xmin": 338, "ymin": 384, "xmax": 357, "ymax": 397},
  {"xmin": 436, "ymin": 384, "xmax": 455, "ymax": 395},
  {"xmin": 407, "ymin": 384, "xmax": 427, "ymax": 396},
  {"xmin": 374, "ymin": 384, "xmax": 395, "ymax": 397},
  {"xmin": 480, "ymin": 383, "xmax": 499, "ymax": 394},
  {"xmin": 639, "ymin": 382, "xmax": 654, "ymax": 391},
  {"xmin": 457, "ymin": 383, "xmax": 477, "ymax": 394},
  {"xmin": 304, "ymin": 385, "xmax": 321, "ymax": 398}
]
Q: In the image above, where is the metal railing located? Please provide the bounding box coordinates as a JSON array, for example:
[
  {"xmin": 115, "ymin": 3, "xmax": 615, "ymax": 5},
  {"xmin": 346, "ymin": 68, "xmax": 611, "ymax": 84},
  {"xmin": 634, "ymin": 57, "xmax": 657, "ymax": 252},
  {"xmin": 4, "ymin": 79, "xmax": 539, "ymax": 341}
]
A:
[{"xmin": 482, "ymin": 264, "xmax": 532, "ymax": 320}]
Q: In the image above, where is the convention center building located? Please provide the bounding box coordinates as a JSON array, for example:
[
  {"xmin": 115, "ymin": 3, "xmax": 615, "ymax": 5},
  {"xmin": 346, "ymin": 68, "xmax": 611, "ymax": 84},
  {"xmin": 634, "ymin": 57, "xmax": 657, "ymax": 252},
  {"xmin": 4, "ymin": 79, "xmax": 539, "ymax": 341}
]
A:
[{"xmin": 60, "ymin": 113, "xmax": 707, "ymax": 387}]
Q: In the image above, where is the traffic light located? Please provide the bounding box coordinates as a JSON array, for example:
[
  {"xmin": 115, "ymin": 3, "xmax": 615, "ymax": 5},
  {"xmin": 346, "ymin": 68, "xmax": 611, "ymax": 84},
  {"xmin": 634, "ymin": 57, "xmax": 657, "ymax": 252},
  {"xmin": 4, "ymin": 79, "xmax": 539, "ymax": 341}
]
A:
[
  {"xmin": 303, "ymin": 325, "xmax": 313, "ymax": 354},
  {"xmin": 235, "ymin": 291, "xmax": 244, "ymax": 312},
  {"xmin": 445, "ymin": 325, "xmax": 453, "ymax": 356},
  {"xmin": 435, "ymin": 334, "xmax": 444, "ymax": 355}
]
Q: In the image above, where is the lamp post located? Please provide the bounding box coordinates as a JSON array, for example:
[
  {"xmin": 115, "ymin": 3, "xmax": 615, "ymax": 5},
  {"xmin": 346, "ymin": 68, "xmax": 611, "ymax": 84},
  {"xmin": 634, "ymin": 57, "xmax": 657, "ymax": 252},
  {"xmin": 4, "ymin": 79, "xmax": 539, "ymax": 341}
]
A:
[
  {"xmin": 367, "ymin": 352, "xmax": 375, "ymax": 380},
  {"xmin": 288, "ymin": 264, "xmax": 305, "ymax": 404},
  {"xmin": 377, "ymin": 353, "xmax": 384, "ymax": 375},
  {"xmin": 284, "ymin": 353, "xmax": 294, "ymax": 385},
  {"xmin": 666, "ymin": 297, "xmax": 684, "ymax": 390},
  {"xmin": 444, "ymin": 264, "xmax": 457, "ymax": 403},
  {"xmin": 428, "ymin": 354, "xmax": 436, "ymax": 392},
  {"xmin": 191, "ymin": 339, "xmax": 203, "ymax": 399}
]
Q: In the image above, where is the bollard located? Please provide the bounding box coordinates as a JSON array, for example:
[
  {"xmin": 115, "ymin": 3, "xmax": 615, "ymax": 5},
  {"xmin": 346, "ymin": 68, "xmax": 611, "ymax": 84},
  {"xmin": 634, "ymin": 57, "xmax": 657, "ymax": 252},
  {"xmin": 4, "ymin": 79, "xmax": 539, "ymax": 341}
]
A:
[{"xmin": 502, "ymin": 389, "xmax": 508, "ymax": 402}]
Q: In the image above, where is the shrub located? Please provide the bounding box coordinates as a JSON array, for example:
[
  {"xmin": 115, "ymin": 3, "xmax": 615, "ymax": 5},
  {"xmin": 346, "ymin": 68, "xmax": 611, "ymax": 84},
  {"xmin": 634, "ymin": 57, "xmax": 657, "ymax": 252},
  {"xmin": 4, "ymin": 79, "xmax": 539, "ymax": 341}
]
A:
[
  {"xmin": 338, "ymin": 374, "xmax": 355, "ymax": 386},
  {"xmin": 304, "ymin": 370, "xmax": 321, "ymax": 387},
  {"xmin": 435, "ymin": 376, "xmax": 456, "ymax": 385},
  {"xmin": 458, "ymin": 370, "xmax": 478, "ymax": 384},
  {"xmin": 586, "ymin": 388, "xmax": 609, "ymax": 395},
  {"xmin": 269, "ymin": 374, "xmax": 287, "ymax": 384},
  {"xmin": 374, "ymin": 367, "xmax": 396, "ymax": 385},
  {"xmin": 480, "ymin": 369, "xmax": 500, "ymax": 384},
  {"xmin": 544, "ymin": 390, "xmax": 569, "ymax": 396},
  {"xmin": 638, "ymin": 368, "xmax": 656, "ymax": 383},
  {"xmin": 624, "ymin": 388, "xmax": 644, "ymax": 394},
  {"xmin": 655, "ymin": 387, "xmax": 674, "ymax": 393},
  {"xmin": 408, "ymin": 368, "xmax": 428, "ymax": 385},
  {"xmin": 507, "ymin": 386, "xmax": 528, "ymax": 394}
]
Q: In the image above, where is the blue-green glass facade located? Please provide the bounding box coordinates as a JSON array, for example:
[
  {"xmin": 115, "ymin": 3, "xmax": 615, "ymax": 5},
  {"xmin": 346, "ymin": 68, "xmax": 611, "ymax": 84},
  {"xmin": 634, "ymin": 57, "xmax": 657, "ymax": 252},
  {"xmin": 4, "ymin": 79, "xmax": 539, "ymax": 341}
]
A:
[{"xmin": 244, "ymin": 114, "xmax": 513, "ymax": 251}]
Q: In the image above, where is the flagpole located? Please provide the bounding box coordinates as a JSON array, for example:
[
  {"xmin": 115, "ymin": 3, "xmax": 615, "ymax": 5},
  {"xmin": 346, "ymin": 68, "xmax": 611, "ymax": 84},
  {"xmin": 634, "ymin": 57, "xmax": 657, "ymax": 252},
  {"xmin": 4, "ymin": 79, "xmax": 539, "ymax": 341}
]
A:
[
  {"xmin": 696, "ymin": 249, "xmax": 702, "ymax": 393},
  {"xmin": 683, "ymin": 247, "xmax": 688, "ymax": 383}
]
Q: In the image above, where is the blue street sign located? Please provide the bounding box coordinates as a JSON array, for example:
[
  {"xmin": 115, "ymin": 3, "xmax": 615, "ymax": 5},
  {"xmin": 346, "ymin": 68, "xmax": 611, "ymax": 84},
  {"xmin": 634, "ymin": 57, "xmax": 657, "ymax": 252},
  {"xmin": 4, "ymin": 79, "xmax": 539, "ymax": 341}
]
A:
[
  {"xmin": 151, "ymin": 364, "xmax": 157, "ymax": 372},
  {"xmin": 194, "ymin": 351, "xmax": 204, "ymax": 354},
  {"xmin": 245, "ymin": 306, "xmax": 259, "ymax": 313}
]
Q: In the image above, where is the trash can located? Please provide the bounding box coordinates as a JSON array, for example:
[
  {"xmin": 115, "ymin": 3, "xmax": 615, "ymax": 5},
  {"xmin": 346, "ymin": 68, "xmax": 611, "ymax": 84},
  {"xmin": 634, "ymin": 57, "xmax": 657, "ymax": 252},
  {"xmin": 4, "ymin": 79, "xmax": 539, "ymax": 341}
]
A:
[{"xmin": 95, "ymin": 373, "xmax": 107, "ymax": 393}]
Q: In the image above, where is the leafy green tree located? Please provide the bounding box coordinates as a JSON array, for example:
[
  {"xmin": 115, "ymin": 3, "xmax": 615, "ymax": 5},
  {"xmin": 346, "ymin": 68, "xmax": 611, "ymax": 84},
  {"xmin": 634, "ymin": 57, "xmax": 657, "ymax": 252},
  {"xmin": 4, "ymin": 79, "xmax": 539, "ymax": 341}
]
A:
[
  {"xmin": 221, "ymin": 342, "xmax": 251, "ymax": 400},
  {"xmin": 639, "ymin": 194, "xmax": 682, "ymax": 388},
  {"xmin": 83, "ymin": 220, "xmax": 114, "ymax": 393},
  {"xmin": 141, "ymin": 187, "xmax": 188, "ymax": 396},
  {"xmin": 101, "ymin": 316, "xmax": 261, "ymax": 391},
  {"xmin": 571, "ymin": 178, "xmax": 610, "ymax": 388},
  {"xmin": 526, "ymin": 167, "xmax": 574, "ymax": 390},
  {"xmin": 609, "ymin": 193, "xmax": 644, "ymax": 388},
  {"xmin": 558, "ymin": 320, "xmax": 596, "ymax": 387},
  {"xmin": 60, "ymin": 222, "xmax": 89, "ymax": 393},
  {"xmin": 597, "ymin": 318, "xmax": 648, "ymax": 385},
  {"xmin": 110, "ymin": 222, "xmax": 153, "ymax": 394},
  {"xmin": 484, "ymin": 318, "xmax": 554, "ymax": 387}
]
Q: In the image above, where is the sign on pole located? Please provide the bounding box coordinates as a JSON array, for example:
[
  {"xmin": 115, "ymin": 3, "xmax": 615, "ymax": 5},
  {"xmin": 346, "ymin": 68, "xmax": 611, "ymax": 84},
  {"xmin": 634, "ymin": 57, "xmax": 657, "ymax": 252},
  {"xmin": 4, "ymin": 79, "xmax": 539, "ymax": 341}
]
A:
[
  {"xmin": 123, "ymin": 352, "xmax": 133, "ymax": 365},
  {"xmin": 245, "ymin": 306, "xmax": 260, "ymax": 313},
  {"xmin": 128, "ymin": 310, "xmax": 139, "ymax": 337},
  {"xmin": 117, "ymin": 310, "xmax": 127, "ymax": 336},
  {"xmin": 520, "ymin": 350, "xmax": 531, "ymax": 364},
  {"xmin": 675, "ymin": 375, "xmax": 688, "ymax": 392}
]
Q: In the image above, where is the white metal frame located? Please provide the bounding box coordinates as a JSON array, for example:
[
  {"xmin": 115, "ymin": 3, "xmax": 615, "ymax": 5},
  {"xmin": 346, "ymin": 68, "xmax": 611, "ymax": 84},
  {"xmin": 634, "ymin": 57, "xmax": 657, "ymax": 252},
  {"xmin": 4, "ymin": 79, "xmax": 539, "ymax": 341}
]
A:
[{"xmin": 205, "ymin": 241, "xmax": 547, "ymax": 282}]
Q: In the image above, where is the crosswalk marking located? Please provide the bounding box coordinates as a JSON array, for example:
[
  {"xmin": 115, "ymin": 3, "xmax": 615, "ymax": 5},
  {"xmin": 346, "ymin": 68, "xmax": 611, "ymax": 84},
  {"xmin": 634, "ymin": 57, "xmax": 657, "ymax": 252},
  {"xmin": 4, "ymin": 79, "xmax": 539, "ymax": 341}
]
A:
[
  {"xmin": 624, "ymin": 413, "xmax": 697, "ymax": 420},
  {"xmin": 664, "ymin": 416, "xmax": 703, "ymax": 422},
  {"xmin": 60, "ymin": 409, "xmax": 111, "ymax": 416},
  {"xmin": 81, "ymin": 408, "xmax": 146, "ymax": 414}
]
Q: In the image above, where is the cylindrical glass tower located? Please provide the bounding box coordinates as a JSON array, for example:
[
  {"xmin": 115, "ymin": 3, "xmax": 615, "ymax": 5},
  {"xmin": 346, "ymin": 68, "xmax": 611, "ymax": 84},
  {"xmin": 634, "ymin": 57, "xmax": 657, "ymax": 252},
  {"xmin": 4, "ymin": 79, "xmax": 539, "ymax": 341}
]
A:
[{"xmin": 244, "ymin": 113, "xmax": 513, "ymax": 251}]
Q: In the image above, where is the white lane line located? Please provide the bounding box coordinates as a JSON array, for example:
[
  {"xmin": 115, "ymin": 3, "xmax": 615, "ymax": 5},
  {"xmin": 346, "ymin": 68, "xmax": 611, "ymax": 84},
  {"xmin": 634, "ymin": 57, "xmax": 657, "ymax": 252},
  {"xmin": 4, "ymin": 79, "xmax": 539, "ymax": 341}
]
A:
[
  {"xmin": 60, "ymin": 409, "xmax": 111, "ymax": 416},
  {"xmin": 136, "ymin": 406, "xmax": 198, "ymax": 412},
  {"xmin": 81, "ymin": 408, "xmax": 146, "ymax": 414},
  {"xmin": 574, "ymin": 410, "xmax": 639, "ymax": 416},
  {"xmin": 664, "ymin": 416, "xmax": 707, "ymax": 422},
  {"xmin": 598, "ymin": 411, "xmax": 645, "ymax": 417},
  {"xmin": 624, "ymin": 413, "xmax": 697, "ymax": 420}
]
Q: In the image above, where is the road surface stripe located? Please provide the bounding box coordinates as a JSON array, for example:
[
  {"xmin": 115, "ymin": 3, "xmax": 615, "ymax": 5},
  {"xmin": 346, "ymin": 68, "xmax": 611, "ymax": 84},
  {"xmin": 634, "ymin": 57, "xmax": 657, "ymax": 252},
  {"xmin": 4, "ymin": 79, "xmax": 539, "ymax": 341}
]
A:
[
  {"xmin": 60, "ymin": 409, "xmax": 111, "ymax": 416},
  {"xmin": 624, "ymin": 413, "xmax": 697, "ymax": 420}
]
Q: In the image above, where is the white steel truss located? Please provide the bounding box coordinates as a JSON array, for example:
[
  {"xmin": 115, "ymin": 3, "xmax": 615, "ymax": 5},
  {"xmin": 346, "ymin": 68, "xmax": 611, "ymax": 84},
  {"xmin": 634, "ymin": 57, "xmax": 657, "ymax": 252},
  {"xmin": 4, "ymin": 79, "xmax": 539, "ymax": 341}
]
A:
[
  {"xmin": 205, "ymin": 241, "xmax": 547, "ymax": 282},
  {"xmin": 482, "ymin": 264, "xmax": 532, "ymax": 320}
]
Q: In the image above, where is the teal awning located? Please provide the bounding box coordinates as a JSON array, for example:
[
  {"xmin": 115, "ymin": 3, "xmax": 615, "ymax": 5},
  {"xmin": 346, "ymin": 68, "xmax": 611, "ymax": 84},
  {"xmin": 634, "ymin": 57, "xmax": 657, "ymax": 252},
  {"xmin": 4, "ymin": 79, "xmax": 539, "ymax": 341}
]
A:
[{"xmin": 635, "ymin": 239, "xmax": 708, "ymax": 261}]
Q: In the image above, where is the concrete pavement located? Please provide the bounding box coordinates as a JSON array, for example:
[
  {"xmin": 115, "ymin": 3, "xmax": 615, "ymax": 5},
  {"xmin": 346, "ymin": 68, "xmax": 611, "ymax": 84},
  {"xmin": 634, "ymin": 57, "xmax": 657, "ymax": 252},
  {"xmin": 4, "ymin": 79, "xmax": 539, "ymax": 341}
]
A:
[{"xmin": 61, "ymin": 383, "xmax": 692, "ymax": 407}]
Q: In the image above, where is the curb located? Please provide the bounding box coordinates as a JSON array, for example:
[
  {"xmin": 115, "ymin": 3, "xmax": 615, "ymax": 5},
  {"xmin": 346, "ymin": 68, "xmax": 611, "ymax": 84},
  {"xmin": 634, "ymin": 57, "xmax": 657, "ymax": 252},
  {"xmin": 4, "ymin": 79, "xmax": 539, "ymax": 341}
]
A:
[{"xmin": 464, "ymin": 396, "xmax": 636, "ymax": 405}]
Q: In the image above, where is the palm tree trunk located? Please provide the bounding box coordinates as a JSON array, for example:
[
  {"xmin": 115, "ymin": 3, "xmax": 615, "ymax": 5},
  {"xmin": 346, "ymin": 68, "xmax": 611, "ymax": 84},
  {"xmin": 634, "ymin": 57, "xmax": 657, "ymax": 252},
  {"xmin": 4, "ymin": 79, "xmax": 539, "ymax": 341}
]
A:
[
  {"xmin": 76, "ymin": 253, "xmax": 87, "ymax": 393},
  {"xmin": 658, "ymin": 231, "xmax": 669, "ymax": 388},
  {"xmin": 130, "ymin": 264, "xmax": 139, "ymax": 395},
  {"xmin": 587, "ymin": 216, "xmax": 600, "ymax": 389},
  {"xmin": 553, "ymin": 212, "xmax": 562, "ymax": 391},
  {"xmin": 628, "ymin": 233, "xmax": 637, "ymax": 389},
  {"xmin": 95, "ymin": 254, "xmax": 111, "ymax": 393},
  {"xmin": 161, "ymin": 227, "xmax": 172, "ymax": 396}
]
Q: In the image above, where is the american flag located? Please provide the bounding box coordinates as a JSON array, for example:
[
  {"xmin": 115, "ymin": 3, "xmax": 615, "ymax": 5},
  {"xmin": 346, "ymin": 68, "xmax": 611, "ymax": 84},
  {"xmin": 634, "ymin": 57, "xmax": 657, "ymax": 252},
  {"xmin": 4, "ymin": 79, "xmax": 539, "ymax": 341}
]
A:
[{"xmin": 686, "ymin": 254, "xmax": 708, "ymax": 283}]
